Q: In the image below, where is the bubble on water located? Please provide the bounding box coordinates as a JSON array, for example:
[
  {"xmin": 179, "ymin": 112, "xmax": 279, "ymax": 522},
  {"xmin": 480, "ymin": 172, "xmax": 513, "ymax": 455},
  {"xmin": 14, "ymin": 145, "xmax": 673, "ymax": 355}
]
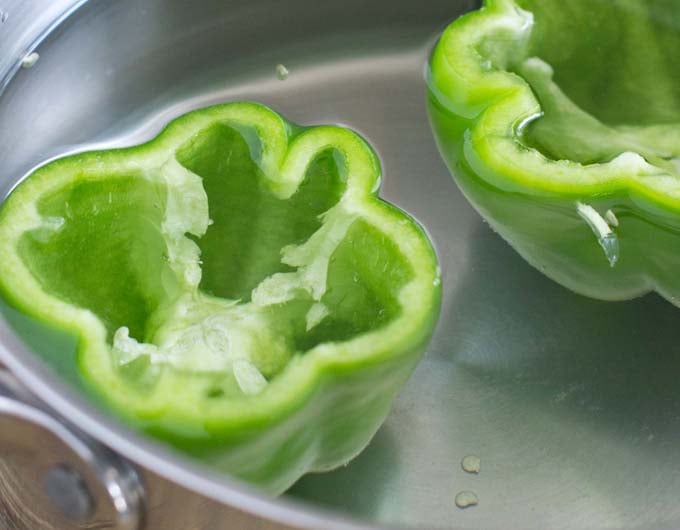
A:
[
  {"xmin": 461, "ymin": 455, "xmax": 481, "ymax": 474},
  {"xmin": 455, "ymin": 491, "xmax": 479, "ymax": 509}
]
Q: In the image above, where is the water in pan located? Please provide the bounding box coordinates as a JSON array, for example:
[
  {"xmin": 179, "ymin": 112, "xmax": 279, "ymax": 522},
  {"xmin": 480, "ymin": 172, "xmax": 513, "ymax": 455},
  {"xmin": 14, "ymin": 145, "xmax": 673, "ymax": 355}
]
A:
[{"xmin": 1, "ymin": 0, "xmax": 680, "ymax": 528}]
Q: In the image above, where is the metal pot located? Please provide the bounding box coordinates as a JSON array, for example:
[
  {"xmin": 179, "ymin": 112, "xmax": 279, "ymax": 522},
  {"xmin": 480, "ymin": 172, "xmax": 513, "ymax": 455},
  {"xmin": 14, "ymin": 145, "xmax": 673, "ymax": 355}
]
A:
[{"xmin": 2, "ymin": 1, "xmax": 680, "ymax": 529}]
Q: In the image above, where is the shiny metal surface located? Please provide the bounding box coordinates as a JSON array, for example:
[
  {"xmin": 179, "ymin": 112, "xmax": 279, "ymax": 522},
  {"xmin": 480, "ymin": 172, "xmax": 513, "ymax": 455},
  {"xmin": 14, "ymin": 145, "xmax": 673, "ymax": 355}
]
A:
[
  {"xmin": 0, "ymin": 367, "xmax": 314, "ymax": 530},
  {"xmin": 0, "ymin": 0, "xmax": 86, "ymax": 93},
  {"xmin": 0, "ymin": 369, "xmax": 143, "ymax": 530},
  {"xmin": 2, "ymin": 0, "xmax": 680, "ymax": 529}
]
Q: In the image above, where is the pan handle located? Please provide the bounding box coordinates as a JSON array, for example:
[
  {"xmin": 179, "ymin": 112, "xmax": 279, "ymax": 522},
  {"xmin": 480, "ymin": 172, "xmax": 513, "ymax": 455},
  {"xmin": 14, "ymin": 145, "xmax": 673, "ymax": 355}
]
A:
[{"xmin": 0, "ymin": 368, "xmax": 144, "ymax": 530}]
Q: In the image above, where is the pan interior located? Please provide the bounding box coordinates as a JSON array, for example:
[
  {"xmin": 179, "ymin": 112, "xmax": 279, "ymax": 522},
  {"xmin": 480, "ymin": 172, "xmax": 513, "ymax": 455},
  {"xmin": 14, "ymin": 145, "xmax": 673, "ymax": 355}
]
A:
[{"xmin": 3, "ymin": 1, "xmax": 680, "ymax": 529}]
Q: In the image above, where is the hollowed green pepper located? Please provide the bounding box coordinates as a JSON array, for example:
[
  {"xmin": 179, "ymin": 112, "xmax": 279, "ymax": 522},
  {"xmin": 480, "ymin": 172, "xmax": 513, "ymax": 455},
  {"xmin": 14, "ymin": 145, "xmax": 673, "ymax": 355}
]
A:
[
  {"xmin": 0, "ymin": 102, "xmax": 440, "ymax": 493},
  {"xmin": 428, "ymin": 0, "xmax": 680, "ymax": 305}
]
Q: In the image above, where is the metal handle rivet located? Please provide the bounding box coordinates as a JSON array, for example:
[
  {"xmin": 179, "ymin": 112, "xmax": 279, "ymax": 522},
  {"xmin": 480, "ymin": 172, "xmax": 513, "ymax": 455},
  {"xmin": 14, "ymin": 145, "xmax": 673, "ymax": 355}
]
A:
[{"xmin": 44, "ymin": 464, "xmax": 94, "ymax": 521}]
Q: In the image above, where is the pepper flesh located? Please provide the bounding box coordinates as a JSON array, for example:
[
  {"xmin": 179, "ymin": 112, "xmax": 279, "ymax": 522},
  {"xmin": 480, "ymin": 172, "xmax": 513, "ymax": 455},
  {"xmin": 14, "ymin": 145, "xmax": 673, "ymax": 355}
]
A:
[
  {"xmin": 0, "ymin": 102, "xmax": 440, "ymax": 493},
  {"xmin": 428, "ymin": 0, "xmax": 680, "ymax": 305}
]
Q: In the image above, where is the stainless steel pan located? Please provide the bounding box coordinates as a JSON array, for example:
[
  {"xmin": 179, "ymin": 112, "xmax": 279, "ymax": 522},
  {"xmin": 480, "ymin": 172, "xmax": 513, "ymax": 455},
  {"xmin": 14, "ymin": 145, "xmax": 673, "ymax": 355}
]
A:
[{"xmin": 2, "ymin": 1, "xmax": 680, "ymax": 529}]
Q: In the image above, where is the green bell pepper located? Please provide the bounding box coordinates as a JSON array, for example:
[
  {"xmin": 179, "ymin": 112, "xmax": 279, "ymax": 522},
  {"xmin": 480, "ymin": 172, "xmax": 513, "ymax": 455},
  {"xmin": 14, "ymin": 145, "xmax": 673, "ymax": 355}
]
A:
[
  {"xmin": 0, "ymin": 102, "xmax": 440, "ymax": 493},
  {"xmin": 428, "ymin": 0, "xmax": 680, "ymax": 304}
]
